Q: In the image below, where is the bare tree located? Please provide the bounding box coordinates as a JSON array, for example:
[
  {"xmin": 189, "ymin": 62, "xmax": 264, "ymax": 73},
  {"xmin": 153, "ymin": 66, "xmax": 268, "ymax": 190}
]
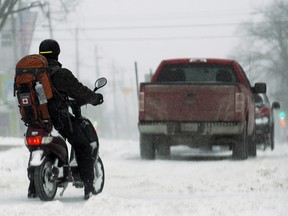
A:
[
  {"xmin": 231, "ymin": 0, "xmax": 288, "ymax": 106},
  {"xmin": 0, "ymin": 0, "xmax": 79, "ymax": 32},
  {"xmin": 0, "ymin": 0, "xmax": 40, "ymax": 31}
]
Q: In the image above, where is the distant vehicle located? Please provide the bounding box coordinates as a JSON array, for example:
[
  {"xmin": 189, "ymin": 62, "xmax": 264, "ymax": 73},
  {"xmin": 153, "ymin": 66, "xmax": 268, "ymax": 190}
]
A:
[
  {"xmin": 254, "ymin": 93, "xmax": 280, "ymax": 150},
  {"xmin": 138, "ymin": 58, "xmax": 267, "ymax": 160}
]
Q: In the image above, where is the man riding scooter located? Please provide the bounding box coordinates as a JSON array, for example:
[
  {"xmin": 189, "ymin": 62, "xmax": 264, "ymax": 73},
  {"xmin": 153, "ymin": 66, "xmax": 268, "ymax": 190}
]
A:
[{"xmin": 27, "ymin": 39, "xmax": 104, "ymax": 200}]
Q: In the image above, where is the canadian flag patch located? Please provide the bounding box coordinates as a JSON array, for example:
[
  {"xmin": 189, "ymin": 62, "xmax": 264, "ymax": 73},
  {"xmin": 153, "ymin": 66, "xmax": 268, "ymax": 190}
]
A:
[
  {"xmin": 22, "ymin": 97, "xmax": 30, "ymax": 104},
  {"xmin": 19, "ymin": 93, "xmax": 31, "ymax": 106}
]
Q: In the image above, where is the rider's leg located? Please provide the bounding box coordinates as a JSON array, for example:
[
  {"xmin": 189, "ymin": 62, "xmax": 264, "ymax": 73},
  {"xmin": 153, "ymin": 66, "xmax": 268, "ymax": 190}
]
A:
[
  {"xmin": 27, "ymin": 166, "xmax": 37, "ymax": 198},
  {"xmin": 59, "ymin": 118, "xmax": 96, "ymax": 199}
]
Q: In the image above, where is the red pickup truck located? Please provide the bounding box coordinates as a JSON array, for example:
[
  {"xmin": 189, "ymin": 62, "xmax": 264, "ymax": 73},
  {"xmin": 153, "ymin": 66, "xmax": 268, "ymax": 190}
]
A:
[{"xmin": 138, "ymin": 58, "xmax": 266, "ymax": 160}]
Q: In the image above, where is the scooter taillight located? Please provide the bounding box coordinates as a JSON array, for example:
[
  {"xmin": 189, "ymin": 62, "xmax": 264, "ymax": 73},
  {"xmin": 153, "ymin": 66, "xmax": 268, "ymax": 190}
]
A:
[
  {"xmin": 25, "ymin": 126, "xmax": 53, "ymax": 146},
  {"xmin": 27, "ymin": 136, "xmax": 42, "ymax": 145}
]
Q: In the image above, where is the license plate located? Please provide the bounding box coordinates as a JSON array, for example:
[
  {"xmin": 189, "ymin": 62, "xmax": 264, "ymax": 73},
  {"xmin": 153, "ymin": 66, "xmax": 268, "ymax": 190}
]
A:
[{"xmin": 181, "ymin": 123, "xmax": 198, "ymax": 132}]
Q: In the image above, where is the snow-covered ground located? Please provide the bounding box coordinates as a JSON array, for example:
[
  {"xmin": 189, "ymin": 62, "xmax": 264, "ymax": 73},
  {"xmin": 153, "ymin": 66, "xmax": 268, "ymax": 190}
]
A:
[{"xmin": 0, "ymin": 137, "xmax": 287, "ymax": 216}]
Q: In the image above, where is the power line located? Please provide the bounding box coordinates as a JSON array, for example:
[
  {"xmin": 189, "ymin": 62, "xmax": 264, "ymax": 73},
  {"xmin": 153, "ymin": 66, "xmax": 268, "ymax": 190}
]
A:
[
  {"xmin": 49, "ymin": 22, "xmax": 250, "ymax": 32},
  {"xmin": 33, "ymin": 34, "xmax": 251, "ymax": 42},
  {"xmin": 72, "ymin": 22, "xmax": 244, "ymax": 31},
  {"xmin": 35, "ymin": 20, "xmax": 286, "ymax": 32},
  {"xmin": 3, "ymin": 20, "xmax": 283, "ymax": 33},
  {"xmin": 0, "ymin": 21, "xmax": 250, "ymax": 33}
]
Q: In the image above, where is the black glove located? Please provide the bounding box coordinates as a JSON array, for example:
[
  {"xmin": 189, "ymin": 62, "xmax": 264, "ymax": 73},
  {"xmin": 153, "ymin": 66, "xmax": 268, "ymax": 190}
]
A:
[{"xmin": 90, "ymin": 93, "xmax": 104, "ymax": 106}]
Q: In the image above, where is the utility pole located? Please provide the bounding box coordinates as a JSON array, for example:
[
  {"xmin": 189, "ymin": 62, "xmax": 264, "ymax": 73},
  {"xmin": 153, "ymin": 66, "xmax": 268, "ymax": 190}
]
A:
[
  {"xmin": 112, "ymin": 61, "xmax": 119, "ymax": 138},
  {"xmin": 134, "ymin": 61, "xmax": 139, "ymax": 99},
  {"xmin": 75, "ymin": 27, "xmax": 79, "ymax": 79},
  {"xmin": 46, "ymin": 3, "xmax": 53, "ymax": 38},
  {"xmin": 11, "ymin": 12, "xmax": 18, "ymax": 63},
  {"xmin": 94, "ymin": 46, "xmax": 101, "ymax": 79}
]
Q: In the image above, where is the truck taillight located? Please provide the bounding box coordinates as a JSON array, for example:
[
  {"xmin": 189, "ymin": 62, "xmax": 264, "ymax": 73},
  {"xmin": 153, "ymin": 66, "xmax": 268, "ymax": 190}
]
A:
[
  {"xmin": 260, "ymin": 107, "xmax": 270, "ymax": 116},
  {"xmin": 235, "ymin": 92, "xmax": 244, "ymax": 120},
  {"xmin": 139, "ymin": 92, "xmax": 145, "ymax": 120},
  {"xmin": 139, "ymin": 92, "xmax": 144, "ymax": 111}
]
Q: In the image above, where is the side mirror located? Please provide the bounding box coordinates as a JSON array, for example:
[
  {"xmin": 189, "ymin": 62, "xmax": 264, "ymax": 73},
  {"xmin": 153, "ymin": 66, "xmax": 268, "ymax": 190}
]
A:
[
  {"xmin": 253, "ymin": 82, "xmax": 266, "ymax": 94},
  {"xmin": 272, "ymin": 101, "xmax": 280, "ymax": 110},
  {"xmin": 94, "ymin": 77, "xmax": 107, "ymax": 91}
]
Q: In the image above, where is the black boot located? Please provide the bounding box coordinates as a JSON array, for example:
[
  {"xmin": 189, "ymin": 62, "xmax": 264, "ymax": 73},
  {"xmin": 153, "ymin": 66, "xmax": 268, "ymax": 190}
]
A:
[
  {"xmin": 84, "ymin": 183, "xmax": 97, "ymax": 200},
  {"xmin": 27, "ymin": 181, "xmax": 37, "ymax": 198}
]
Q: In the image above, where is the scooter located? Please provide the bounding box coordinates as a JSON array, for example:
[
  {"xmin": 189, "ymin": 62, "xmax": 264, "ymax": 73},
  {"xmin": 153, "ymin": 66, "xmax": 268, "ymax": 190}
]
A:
[{"xmin": 24, "ymin": 77, "xmax": 107, "ymax": 201}]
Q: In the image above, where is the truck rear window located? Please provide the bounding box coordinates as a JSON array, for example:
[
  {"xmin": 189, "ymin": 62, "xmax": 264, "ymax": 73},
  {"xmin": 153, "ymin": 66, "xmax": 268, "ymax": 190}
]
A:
[{"xmin": 156, "ymin": 64, "xmax": 238, "ymax": 83}]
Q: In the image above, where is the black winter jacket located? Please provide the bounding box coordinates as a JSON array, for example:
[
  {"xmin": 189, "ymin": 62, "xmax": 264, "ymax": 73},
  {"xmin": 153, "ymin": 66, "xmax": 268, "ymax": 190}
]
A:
[
  {"xmin": 46, "ymin": 58, "xmax": 101, "ymax": 129},
  {"xmin": 47, "ymin": 59, "xmax": 100, "ymax": 106}
]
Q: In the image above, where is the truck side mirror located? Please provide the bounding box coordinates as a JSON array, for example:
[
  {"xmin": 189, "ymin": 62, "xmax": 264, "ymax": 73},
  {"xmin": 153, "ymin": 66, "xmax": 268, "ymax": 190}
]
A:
[
  {"xmin": 254, "ymin": 82, "xmax": 267, "ymax": 94},
  {"xmin": 272, "ymin": 101, "xmax": 280, "ymax": 110}
]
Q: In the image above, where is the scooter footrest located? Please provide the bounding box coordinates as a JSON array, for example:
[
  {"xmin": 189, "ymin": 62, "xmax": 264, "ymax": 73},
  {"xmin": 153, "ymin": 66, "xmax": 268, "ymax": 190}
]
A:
[{"xmin": 73, "ymin": 181, "xmax": 84, "ymax": 188}]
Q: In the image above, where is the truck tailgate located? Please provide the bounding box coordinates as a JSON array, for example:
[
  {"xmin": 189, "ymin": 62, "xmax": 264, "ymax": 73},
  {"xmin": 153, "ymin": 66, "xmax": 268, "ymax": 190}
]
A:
[{"xmin": 142, "ymin": 84, "xmax": 236, "ymax": 122}]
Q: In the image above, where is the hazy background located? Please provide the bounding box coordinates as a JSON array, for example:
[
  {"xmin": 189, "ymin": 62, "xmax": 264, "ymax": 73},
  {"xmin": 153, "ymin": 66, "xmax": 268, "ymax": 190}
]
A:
[
  {"xmin": 30, "ymin": 0, "xmax": 271, "ymax": 138},
  {"xmin": 1, "ymin": 0, "xmax": 287, "ymax": 140},
  {"xmin": 30, "ymin": 0, "xmax": 273, "ymax": 81}
]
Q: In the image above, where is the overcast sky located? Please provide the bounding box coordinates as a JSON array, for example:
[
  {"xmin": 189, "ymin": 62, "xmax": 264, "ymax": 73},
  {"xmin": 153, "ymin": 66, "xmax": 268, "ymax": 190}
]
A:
[{"xmin": 30, "ymin": 0, "xmax": 273, "ymax": 82}]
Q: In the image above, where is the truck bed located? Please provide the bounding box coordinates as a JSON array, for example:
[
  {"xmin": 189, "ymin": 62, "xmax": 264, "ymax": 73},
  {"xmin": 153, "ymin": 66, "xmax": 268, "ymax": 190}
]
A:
[{"xmin": 140, "ymin": 83, "xmax": 237, "ymax": 122}]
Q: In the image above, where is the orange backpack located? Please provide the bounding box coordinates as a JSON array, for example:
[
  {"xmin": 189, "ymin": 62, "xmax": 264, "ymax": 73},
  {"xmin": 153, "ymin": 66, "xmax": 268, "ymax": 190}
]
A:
[{"xmin": 14, "ymin": 54, "xmax": 53, "ymax": 129}]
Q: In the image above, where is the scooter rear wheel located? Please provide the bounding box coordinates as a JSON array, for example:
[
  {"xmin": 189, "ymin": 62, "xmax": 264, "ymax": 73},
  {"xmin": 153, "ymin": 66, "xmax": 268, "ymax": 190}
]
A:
[
  {"xmin": 94, "ymin": 156, "xmax": 105, "ymax": 194},
  {"xmin": 34, "ymin": 156, "xmax": 57, "ymax": 201}
]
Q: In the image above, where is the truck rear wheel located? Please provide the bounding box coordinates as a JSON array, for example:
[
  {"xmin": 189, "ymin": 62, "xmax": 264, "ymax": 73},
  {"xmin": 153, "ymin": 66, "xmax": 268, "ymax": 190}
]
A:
[
  {"xmin": 269, "ymin": 124, "xmax": 275, "ymax": 150},
  {"xmin": 232, "ymin": 123, "xmax": 248, "ymax": 160},
  {"xmin": 155, "ymin": 136, "xmax": 170, "ymax": 157},
  {"xmin": 140, "ymin": 134, "xmax": 155, "ymax": 159},
  {"xmin": 248, "ymin": 128, "xmax": 257, "ymax": 157}
]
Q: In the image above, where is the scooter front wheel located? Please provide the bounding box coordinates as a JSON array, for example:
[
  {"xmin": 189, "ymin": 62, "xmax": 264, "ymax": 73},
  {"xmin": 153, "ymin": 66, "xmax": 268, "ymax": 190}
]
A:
[
  {"xmin": 94, "ymin": 156, "xmax": 105, "ymax": 194},
  {"xmin": 34, "ymin": 156, "xmax": 57, "ymax": 201}
]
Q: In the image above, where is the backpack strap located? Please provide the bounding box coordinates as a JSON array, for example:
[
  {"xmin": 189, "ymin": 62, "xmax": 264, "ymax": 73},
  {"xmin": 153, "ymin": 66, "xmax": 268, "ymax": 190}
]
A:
[
  {"xmin": 47, "ymin": 65, "xmax": 67, "ymax": 102},
  {"xmin": 47, "ymin": 65, "xmax": 74, "ymax": 133},
  {"xmin": 15, "ymin": 68, "xmax": 47, "ymax": 76},
  {"xmin": 49, "ymin": 65, "xmax": 61, "ymax": 76}
]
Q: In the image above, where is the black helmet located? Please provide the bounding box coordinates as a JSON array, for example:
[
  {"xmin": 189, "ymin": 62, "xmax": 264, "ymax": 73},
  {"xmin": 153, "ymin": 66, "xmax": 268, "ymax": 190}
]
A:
[{"xmin": 39, "ymin": 39, "xmax": 60, "ymax": 60}]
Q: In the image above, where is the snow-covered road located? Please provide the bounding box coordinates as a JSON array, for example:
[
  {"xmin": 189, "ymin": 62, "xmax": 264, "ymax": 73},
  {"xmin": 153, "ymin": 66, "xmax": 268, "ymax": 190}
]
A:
[{"xmin": 0, "ymin": 137, "xmax": 287, "ymax": 216}]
